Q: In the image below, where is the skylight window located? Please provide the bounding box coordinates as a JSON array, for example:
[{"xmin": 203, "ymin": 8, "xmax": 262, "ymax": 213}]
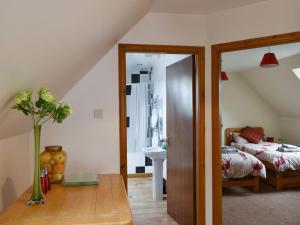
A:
[{"xmin": 292, "ymin": 68, "xmax": 300, "ymax": 79}]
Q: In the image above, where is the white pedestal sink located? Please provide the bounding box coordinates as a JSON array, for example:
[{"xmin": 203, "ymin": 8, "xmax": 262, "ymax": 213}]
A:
[{"xmin": 143, "ymin": 147, "xmax": 166, "ymax": 201}]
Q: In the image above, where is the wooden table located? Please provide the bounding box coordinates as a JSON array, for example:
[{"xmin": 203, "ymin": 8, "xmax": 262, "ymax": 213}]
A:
[{"xmin": 0, "ymin": 174, "xmax": 132, "ymax": 225}]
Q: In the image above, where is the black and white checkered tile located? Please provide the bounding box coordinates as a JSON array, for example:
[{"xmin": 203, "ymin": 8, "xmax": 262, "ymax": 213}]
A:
[{"xmin": 135, "ymin": 156, "xmax": 153, "ymax": 174}]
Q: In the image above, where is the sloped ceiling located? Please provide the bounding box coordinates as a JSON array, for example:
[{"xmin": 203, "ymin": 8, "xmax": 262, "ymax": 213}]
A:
[
  {"xmin": 151, "ymin": 0, "xmax": 268, "ymax": 14},
  {"xmin": 234, "ymin": 53, "xmax": 300, "ymax": 118},
  {"xmin": 0, "ymin": 0, "xmax": 152, "ymax": 139},
  {"xmin": 222, "ymin": 42, "xmax": 300, "ymax": 73},
  {"xmin": 222, "ymin": 42, "xmax": 300, "ymax": 118}
]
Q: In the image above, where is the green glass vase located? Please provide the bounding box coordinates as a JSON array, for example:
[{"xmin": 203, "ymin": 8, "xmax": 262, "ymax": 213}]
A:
[{"xmin": 27, "ymin": 125, "xmax": 45, "ymax": 205}]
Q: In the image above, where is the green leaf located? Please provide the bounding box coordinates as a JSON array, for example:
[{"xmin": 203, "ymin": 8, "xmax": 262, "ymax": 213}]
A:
[
  {"xmin": 35, "ymin": 98, "xmax": 43, "ymax": 108},
  {"xmin": 13, "ymin": 88, "xmax": 71, "ymax": 125}
]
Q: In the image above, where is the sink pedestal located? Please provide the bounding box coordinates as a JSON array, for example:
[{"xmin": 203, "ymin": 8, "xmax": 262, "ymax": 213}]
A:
[
  {"xmin": 142, "ymin": 147, "xmax": 166, "ymax": 201},
  {"xmin": 152, "ymin": 158, "xmax": 165, "ymax": 201}
]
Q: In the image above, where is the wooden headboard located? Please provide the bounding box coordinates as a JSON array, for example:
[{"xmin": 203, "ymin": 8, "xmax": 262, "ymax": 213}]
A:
[{"xmin": 225, "ymin": 127, "xmax": 264, "ymax": 146}]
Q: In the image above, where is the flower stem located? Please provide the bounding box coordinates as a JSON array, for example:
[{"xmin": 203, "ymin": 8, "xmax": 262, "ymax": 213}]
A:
[{"xmin": 27, "ymin": 125, "xmax": 44, "ymax": 205}]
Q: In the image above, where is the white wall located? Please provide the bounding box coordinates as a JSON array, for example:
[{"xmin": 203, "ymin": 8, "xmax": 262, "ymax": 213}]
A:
[
  {"xmin": 152, "ymin": 56, "xmax": 166, "ymax": 138},
  {"xmin": 122, "ymin": 13, "xmax": 206, "ymax": 45},
  {"xmin": 280, "ymin": 117, "xmax": 300, "ymax": 146},
  {"xmin": 152, "ymin": 54, "xmax": 190, "ymax": 181},
  {"xmin": 127, "ymin": 152, "xmax": 154, "ymax": 174},
  {"xmin": 29, "ymin": 1, "xmax": 300, "ymax": 224},
  {"xmin": 221, "ymin": 73, "xmax": 281, "ymax": 145},
  {"xmin": 42, "ymin": 46, "xmax": 120, "ymax": 175},
  {"xmin": 233, "ymin": 54, "xmax": 300, "ymax": 146},
  {"xmin": 152, "ymin": 54, "xmax": 190, "ymax": 138},
  {"xmin": 0, "ymin": 0, "xmax": 153, "ymax": 140},
  {"xmin": 0, "ymin": 133, "xmax": 31, "ymax": 213},
  {"xmin": 239, "ymin": 54, "xmax": 300, "ymax": 118}
]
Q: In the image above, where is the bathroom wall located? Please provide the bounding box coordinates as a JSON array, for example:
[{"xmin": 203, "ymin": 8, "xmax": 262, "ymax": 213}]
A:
[
  {"xmin": 152, "ymin": 54, "xmax": 190, "ymax": 138},
  {"xmin": 127, "ymin": 152, "xmax": 153, "ymax": 174},
  {"xmin": 152, "ymin": 54, "xmax": 190, "ymax": 180}
]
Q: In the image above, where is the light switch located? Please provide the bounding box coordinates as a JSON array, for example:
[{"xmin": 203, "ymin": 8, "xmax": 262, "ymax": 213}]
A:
[{"xmin": 94, "ymin": 109, "xmax": 103, "ymax": 119}]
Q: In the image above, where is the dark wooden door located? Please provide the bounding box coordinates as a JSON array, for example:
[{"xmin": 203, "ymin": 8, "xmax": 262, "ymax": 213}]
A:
[{"xmin": 166, "ymin": 55, "xmax": 196, "ymax": 225}]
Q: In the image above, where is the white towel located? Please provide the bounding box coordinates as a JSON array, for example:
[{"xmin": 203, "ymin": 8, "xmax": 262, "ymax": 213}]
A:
[
  {"xmin": 282, "ymin": 144, "xmax": 298, "ymax": 149},
  {"xmin": 151, "ymin": 114, "xmax": 158, "ymax": 128},
  {"xmin": 277, "ymin": 147, "xmax": 300, "ymax": 152}
]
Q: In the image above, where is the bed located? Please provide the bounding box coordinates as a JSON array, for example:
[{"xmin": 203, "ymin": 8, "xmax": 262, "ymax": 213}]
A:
[
  {"xmin": 222, "ymin": 149, "xmax": 266, "ymax": 192},
  {"xmin": 226, "ymin": 127, "xmax": 300, "ymax": 191}
]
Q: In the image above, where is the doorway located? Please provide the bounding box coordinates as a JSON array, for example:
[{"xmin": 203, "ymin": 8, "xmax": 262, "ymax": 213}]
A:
[
  {"xmin": 211, "ymin": 31, "xmax": 300, "ymax": 225},
  {"xmin": 119, "ymin": 44, "xmax": 205, "ymax": 225}
]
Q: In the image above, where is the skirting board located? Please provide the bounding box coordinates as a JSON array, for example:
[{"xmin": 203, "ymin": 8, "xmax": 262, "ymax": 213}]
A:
[{"xmin": 128, "ymin": 173, "xmax": 153, "ymax": 178}]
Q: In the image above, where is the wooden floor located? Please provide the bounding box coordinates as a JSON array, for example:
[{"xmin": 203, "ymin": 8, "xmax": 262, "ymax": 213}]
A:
[{"xmin": 128, "ymin": 177, "xmax": 178, "ymax": 225}]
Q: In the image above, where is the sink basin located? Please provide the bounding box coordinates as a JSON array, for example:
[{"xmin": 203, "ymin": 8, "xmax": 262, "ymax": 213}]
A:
[{"xmin": 143, "ymin": 147, "xmax": 166, "ymax": 160}]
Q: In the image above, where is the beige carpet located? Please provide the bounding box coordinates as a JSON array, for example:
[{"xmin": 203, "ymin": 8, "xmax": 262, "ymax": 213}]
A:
[{"xmin": 223, "ymin": 183, "xmax": 300, "ymax": 225}]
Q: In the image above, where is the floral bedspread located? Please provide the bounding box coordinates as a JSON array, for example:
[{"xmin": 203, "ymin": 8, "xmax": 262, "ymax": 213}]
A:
[
  {"xmin": 222, "ymin": 150, "xmax": 266, "ymax": 179},
  {"xmin": 232, "ymin": 142, "xmax": 300, "ymax": 172}
]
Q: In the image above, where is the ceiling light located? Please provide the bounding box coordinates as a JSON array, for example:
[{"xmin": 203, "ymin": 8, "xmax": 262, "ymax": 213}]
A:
[
  {"xmin": 260, "ymin": 48, "xmax": 279, "ymax": 68},
  {"xmin": 221, "ymin": 71, "xmax": 229, "ymax": 81}
]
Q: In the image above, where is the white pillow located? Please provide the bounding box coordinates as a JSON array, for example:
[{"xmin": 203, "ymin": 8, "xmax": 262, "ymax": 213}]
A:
[{"xmin": 232, "ymin": 132, "xmax": 249, "ymax": 144}]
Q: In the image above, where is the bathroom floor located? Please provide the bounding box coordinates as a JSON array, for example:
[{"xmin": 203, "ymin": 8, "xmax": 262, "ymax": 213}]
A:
[{"xmin": 128, "ymin": 177, "xmax": 178, "ymax": 225}]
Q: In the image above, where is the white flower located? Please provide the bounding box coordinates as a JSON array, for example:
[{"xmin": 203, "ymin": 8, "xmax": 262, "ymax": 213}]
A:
[
  {"xmin": 62, "ymin": 104, "xmax": 72, "ymax": 116},
  {"xmin": 38, "ymin": 88, "xmax": 55, "ymax": 103},
  {"xmin": 15, "ymin": 90, "xmax": 32, "ymax": 105}
]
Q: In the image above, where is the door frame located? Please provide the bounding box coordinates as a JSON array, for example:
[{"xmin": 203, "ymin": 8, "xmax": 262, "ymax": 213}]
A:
[
  {"xmin": 119, "ymin": 43, "xmax": 206, "ymax": 225},
  {"xmin": 212, "ymin": 31, "xmax": 300, "ymax": 225}
]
